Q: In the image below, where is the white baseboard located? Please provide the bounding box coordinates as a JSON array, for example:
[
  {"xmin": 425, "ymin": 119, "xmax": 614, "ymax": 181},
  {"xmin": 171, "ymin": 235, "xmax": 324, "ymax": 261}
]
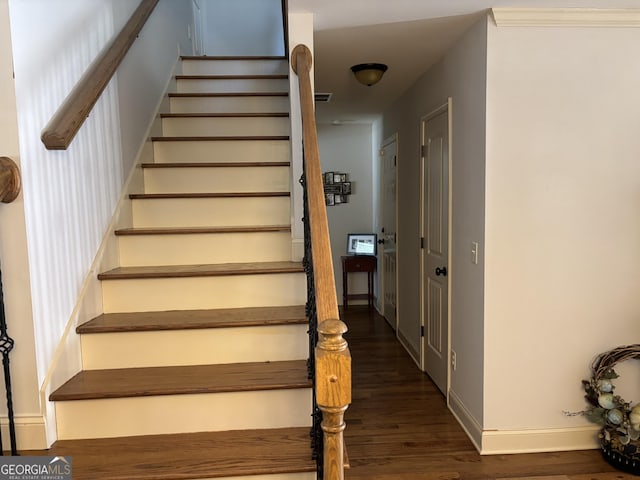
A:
[
  {"xmin": 448, "ymin": 389, "xmax": 482, "ymax": 452},
  {"xmin": 481, "ymin": 425, "xmax": 600, "ymax": 455},
  {"xmin": 447, "ymin": 390, "xmax": 600, "ymax": 455},
  {"xmin": 1, "ymin": 415, "xmax": 47, "ymax": 451},
  {"xmin": 397, "ymin": 327, "xmax": 420, "ymax": 368}
]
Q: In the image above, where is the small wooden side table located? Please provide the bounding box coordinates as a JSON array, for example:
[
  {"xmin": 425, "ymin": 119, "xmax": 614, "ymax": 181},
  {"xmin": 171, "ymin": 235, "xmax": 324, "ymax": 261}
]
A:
[{"xmin": 341, "ymin": 255, "xmax": 376, "ymax": 310}]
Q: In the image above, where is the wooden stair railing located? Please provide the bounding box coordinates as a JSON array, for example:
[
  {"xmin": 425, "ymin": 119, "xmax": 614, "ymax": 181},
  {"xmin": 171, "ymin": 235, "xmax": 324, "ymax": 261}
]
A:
[
  {"xmin": 0, "ymin": 156, "xmax": 20, "ymax": 455},
  {"xmin": 291, "ymin": 44, "xmax": 351, "ymax": 480},
  {"xmin": 41, "ymin": 0, "xmax": 159, "ymax": 150}
]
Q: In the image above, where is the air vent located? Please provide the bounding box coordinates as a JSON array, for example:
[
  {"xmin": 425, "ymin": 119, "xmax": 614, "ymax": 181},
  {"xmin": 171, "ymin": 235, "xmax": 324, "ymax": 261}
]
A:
[{"xmin": 314, "ymin": 93, "xmax": 332, "ymax": 103}]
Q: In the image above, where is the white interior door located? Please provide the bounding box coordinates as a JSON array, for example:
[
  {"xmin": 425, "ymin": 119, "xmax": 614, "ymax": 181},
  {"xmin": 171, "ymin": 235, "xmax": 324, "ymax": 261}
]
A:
[
  {"xmin": 380, "ymin": 135, "xmax": 397, "ymax": 330},
  {"xmin": 421, "ymin": 105, "xmax": 450, "ymax": 396}
]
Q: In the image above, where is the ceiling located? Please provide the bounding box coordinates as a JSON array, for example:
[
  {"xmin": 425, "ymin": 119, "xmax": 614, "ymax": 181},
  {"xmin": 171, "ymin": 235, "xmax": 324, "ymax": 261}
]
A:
[{"xmin": 288, "ymin": 0, "xmax": 640, "ymax": 124}]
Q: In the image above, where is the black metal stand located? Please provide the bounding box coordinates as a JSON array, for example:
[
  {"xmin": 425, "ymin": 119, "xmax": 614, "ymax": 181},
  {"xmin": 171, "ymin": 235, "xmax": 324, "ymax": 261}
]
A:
[{"xmin": 0, "ymin": 268, "xmax": 17, "ymax": 455}]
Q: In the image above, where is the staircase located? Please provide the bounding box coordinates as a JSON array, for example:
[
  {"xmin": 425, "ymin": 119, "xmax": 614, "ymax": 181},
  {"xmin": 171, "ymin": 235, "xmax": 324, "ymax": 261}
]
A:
[{"xmin": 49, "ymin": 56, "xmax": 316, "ymax": 480}]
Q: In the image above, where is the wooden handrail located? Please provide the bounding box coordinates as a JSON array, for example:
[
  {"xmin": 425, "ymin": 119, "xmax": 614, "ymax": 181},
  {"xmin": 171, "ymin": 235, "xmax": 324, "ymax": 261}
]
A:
[
  {"xmin": 41, "ymin": 0, "xmax": 159, "ymax": 150},
  {"xmin": 291, "ymin": 45, "xmax": 340, "ymax": 323},
  {"xmin": 291, "ymin": 43, "xmax": 351, "ymax": 480},
  {"xmin": 0, "ymin": 157, "xmax": 21, "ymax": 203}
]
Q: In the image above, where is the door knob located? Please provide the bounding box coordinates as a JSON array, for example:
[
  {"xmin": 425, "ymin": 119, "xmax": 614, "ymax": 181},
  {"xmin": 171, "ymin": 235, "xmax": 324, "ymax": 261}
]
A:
[
  {"xmin": 377, "ymin": 238, "xmax": 384, "ymax": 244},
  {"xmin": 435, "ymin": 266, "xmax": 447, "ymax": 277}
]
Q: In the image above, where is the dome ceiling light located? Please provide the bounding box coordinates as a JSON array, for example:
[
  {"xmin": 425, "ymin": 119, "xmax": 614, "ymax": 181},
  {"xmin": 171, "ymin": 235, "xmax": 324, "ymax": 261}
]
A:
[{"xmin": 350, "ymin": 63, "xmax": 388, "ymax": 86}]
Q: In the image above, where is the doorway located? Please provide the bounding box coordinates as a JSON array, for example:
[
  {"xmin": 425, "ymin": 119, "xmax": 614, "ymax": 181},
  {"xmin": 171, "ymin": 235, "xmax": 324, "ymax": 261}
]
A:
[
  {"xmin": 379, "ymin": 135, "xmax": 398, "ymax": 331},
  {"xmin": 420, "ymin": 100, "xmax": 451, "ymax": 397}
]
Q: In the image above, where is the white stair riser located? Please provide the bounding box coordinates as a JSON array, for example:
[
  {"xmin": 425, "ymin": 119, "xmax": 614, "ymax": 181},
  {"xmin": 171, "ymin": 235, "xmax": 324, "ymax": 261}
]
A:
[
  {"xmin": 81, "ymin": 324, "xmax": 309, "ymax": 369},
  {"xmin": 131, "ymin": 197, "xmax": 290, "ymax": 228},
  {"xmin": 162, "ymin": 117, "xmax": 289, "ymax": 137},
  {"xmin": 153, "ymin": 139, "xmax": 289, "ymax": 164},
  {"xmin": 119, "ymin": 231, "xmax": 291, "ymax": 266},
  {"xmin": 181, "ymin": 59, "xmax": 288, "ymax": 76},
  {"xmin": 143, "ymin": 166, "xmax": 290, "ymax": 194},
  {"xmin": 170, "ymin": 96, "xmax": 289, "ymax": 114},
  {"xmin": 55, "ymin": 388, "xmax": 311, "ymax": 440},
  {"xmin": 177, "ymin": 78, "xmax": 288, "ymax": 94},
  {"xmin": 102, "ymin": 273, "xmax": 306, "ymax": 313}
]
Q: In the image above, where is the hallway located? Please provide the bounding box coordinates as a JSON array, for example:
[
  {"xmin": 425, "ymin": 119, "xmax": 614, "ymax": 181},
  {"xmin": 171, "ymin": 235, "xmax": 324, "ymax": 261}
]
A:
[{"xmin": 342, "ymin": 307, "xmax": 629, "ymax": 479}]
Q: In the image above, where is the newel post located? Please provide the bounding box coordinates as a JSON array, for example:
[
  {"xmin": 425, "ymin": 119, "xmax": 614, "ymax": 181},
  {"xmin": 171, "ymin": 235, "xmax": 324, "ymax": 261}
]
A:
[{"xmin": 316, "ymin": 319, "xmax": 351, "ymax": 480}]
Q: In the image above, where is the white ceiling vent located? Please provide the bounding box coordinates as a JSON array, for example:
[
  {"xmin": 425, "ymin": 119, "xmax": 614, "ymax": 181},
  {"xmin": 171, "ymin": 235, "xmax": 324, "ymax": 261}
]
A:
[{"xmin": 314, "ymin": 93, "xmax": 332, "ymax": 103}]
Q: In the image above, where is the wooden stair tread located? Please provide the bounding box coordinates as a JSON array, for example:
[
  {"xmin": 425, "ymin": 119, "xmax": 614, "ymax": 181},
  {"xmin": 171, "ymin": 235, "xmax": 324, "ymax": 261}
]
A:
[
  {"xmin": 114, "ymin": 225, "xmax": 291, "ymax": 236},
  {"xmin": 129, "ymin": 191, "xmax": 290, "ymax": 199},
  {"xmin": 50, "ymin": 360, "xmax": 310, "ymax": 401},
  {"xmin": 151, "ymin": 135, "xmax": 289, "ymax": 142},
  {"xmin": 176, "ymin": 74, "xmax": 288, "ymax": 80},
  {"xmin": 168, "ymin": 92, "xmax": 288, "ymax": 97},
  {"xmin": 160, "ymin": 112, "xmax": 289, "ymax": 118},
  {"xmin": 139, "ymin": 161, "xmax": 290, "ymax": 168},
  {"xmin": 50, "ymin": 427, "xmax": 315, "ymax": 480},
  {"xmin": 97, "ymin": 261, "xmax": 304, "ymax": 280},
  {"xmin": 77, "ymin": 305, "xmax": 307, "ymax": 333}
]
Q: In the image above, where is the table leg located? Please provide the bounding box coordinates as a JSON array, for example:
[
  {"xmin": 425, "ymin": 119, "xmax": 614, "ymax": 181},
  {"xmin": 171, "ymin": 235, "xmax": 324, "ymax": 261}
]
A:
[{"xmin": 343, "ymin": 268, "xmax": 348, "ymax": 309}]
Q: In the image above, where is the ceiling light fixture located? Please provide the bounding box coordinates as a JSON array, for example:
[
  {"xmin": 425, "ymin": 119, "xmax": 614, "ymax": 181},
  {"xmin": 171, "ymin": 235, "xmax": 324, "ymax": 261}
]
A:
[{"xmin": 350, "ymin": 63, "xmax": 388, "ymax": 86}]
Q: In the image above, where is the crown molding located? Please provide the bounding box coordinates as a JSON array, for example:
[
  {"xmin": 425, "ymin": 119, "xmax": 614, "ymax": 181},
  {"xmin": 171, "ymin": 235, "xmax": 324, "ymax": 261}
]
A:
[{"xmin": 492, "ymin": 8, "xmax": 640, "ymax": 27}]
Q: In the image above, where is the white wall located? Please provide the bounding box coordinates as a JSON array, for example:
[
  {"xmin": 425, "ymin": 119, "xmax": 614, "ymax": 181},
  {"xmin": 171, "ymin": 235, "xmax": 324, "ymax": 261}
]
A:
[
  {"xmin": 9, "ymin": 0, "xmax": 128, "ymax": 401},
  {"xmin": 200, "ymin": 0, "xmax": 284, "ymax": 56},
  {"xmin": 383, "ymin": 17, "xmax": 487, "ymax": 431},
  {"xmin": 484, "ymin": 19, "xmax": 640, "ymax": 439},
  {"xmin": 117, "ymin": 0, "xmax": 193, "ymax": 173},
  {"xmin": 0, "ymin": 0, "xmax": 43, "ymax": 449},
  {"xmin": 318, "ymin": 123, "xmax": 375, "ymax": 304},
  {"xmin": 8, "ymin": 0, "xmax": 192, "ymax": 398}
]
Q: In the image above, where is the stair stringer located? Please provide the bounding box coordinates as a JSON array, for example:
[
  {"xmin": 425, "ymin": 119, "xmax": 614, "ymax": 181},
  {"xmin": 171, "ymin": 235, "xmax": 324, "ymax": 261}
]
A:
[
  {"xmin": 40, "ymin": 56, "xmax": 185, "ymax": 448},
  {"xmin": 286, "ymin": 53, "xmax": 305, "ymax": 263}
]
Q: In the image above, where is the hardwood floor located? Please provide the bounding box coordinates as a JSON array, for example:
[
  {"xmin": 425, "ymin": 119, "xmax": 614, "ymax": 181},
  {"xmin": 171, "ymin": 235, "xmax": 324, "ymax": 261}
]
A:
[
  {"xmin": 341, "ymin": 306, "xmax": 632, "ymax": 480},
  {"xmin": 17, "ymin": 305, "xmax": 635, "ymax": 479}
]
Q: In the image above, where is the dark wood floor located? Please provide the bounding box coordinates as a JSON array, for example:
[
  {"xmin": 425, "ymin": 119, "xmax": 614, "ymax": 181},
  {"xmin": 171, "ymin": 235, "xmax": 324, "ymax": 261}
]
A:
[
  {"xmin": 342, "ymin": 306, "xmax": 632, "ymax": 480},
  {"xmin": 16, "ymin": 305, "xmax": 634, "ymax": 479}
]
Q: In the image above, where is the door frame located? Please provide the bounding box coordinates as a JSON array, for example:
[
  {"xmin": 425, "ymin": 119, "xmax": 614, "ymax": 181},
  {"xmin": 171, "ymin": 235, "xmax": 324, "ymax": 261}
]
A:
[
  {"xmin": 419, "ymin": 98, "xmax": 453, "ymax": 399},
  {"xmin": 378, "ymin": 133, "xmax": 398, "ymax": 331},
  {"xmin": 191, "ymin": 0, "xmax": 204, "ymax": 55}
]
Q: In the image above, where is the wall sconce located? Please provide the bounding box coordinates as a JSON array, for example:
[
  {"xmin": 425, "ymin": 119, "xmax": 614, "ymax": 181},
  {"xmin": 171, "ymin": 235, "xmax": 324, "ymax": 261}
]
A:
[{"xmin": 350, "ymin": 63, "xmax": 388, "ymax": 86}]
